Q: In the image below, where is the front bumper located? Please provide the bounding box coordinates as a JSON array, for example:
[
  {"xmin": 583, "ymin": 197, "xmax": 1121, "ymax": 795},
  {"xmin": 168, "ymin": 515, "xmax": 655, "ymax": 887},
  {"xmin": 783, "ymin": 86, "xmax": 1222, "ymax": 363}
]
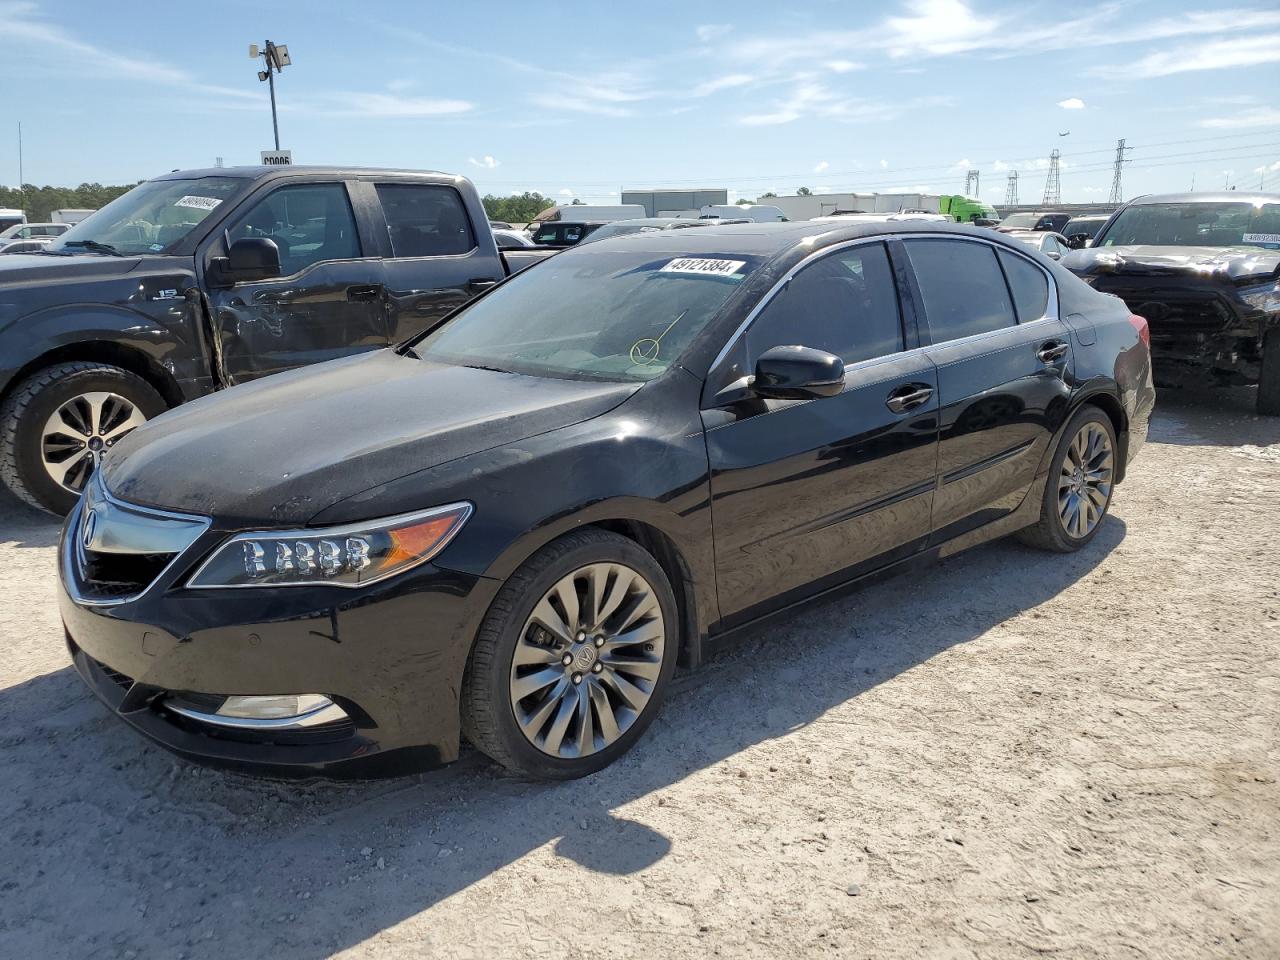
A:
[{"xmin": 59, "ymin": 498, "xmax": 502, "ymax": 779}]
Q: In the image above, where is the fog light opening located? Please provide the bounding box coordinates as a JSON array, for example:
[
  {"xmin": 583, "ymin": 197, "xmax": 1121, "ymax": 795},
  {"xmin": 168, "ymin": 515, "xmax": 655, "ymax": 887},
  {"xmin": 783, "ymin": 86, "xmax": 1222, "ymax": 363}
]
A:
[
  {"xmin": 216, "ymin": 693, "xmax": 335, "ymax": 721},
  {"xmin": 165, "ymin": 692, "xmax": 350, "ymax": 730}
]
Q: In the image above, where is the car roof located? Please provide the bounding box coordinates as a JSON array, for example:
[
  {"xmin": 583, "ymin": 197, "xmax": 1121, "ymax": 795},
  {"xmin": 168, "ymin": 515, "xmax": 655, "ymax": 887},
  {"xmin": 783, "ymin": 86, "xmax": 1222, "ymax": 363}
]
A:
[
  {"xmin": 1128, "ymin": 191, "xmax": 1280, "ymax": 205},
  {"xmin": 554, "ymin": 220, "xmax": 1022, "ymax": 258},
  {"xmin": 152, "ymin": 165, "xmax": 460, "ymax": 182}
]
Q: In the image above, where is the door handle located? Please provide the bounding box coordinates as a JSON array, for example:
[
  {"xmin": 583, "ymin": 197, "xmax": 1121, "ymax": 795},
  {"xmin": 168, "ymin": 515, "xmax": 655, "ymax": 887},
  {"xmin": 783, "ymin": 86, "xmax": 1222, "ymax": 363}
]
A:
[
  {"xmin": 346, "ymin": 283, "xmax": 382, "ymax": 302},
  {"xmin": 885, "ymin": 383, "xmax": 934, "ymax": 414},
  {"xmin": 468, "ymin": 277, "xmax": 499, "ymax": 292},
  {"xmin": 1037, "ymin": 340, "xmax": 1069, "ymax": 363}
]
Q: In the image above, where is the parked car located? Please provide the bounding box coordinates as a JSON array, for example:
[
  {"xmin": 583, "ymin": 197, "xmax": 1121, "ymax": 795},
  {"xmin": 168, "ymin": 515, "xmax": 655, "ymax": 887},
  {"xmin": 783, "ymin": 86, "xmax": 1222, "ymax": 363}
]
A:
[
  {"xmin": 0, "ymin": 165, "xmax": 555, "ymax": 514},
  {"xmin": 1064, "ymin": 192, "xmax": 1280, "ymax": 414},
  {"xmin": 493, "ymin": 228, "xmax": 536, "ymax": 249},
  {"xmin": 61, "ymin": 221, "xmax": 1153, "ymax": 780},
  {"xmin": 1004, "ymin": 229, "xmax": 1072, "ymax": 260},
  {"xmin": 488, "ymin": 220, "xmax": 514, "ymax": 231},
  {"xmin": 580, "ymin": 217, "xmax": 718, "ymax": 242},
  {"xmin": 527, "ymin": 220, "xmax": 608, "ymax": 248},
  {"xmin": 1062, "ymin": 215, "xmax": 1111, "ymax": 249},
  {"xmin": 0, "ymin": 221, "xmax": 71, "ymax": 241},
  {"xmin": 997, "ymin": 211, "xmax": 1073, "ymax": 233},
  {"xmin": 0, "ymin": 237, "xmax": 55, "ymax": 255}
]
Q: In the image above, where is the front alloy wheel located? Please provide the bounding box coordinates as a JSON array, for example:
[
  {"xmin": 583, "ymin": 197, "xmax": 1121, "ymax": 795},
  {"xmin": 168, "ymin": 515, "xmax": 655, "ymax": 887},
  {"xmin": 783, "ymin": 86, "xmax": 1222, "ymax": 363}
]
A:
[{"xmin": 510, "ymin": 562, "xmax": 665, "ymax": 759}]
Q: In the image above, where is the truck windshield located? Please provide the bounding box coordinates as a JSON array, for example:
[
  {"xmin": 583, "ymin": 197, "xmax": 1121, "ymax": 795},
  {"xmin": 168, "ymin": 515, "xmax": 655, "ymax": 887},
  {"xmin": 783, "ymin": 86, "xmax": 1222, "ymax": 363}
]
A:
[
  {"xmin": 411, "ymin": 249, "xmax": 760, "ymax": 382},
  {"xmin": 1000, "ymin": 213, "xmax": 1039, "ymax": 229},
  {"xmin": 50, "ymin": 177, "xmax": 245, "ymax": 255},
  {"xmin": 1098, "ymin": 202, "xmax": 1280, "ymax": 249}
]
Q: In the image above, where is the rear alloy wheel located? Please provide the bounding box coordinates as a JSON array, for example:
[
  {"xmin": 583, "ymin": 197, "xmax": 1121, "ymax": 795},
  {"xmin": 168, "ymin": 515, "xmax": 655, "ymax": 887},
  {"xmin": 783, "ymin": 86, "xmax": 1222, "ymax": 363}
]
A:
[
  {"xmin": 1018, "ymin": 405, "xmax": 1117, "ymax": 552},
  {"xmin": 0, "ymin": 362, "xmax": 166, "ymax": 514},
  {"xmin": 462, "ymin": 529, "xmax": 678, "ymax": 779}
]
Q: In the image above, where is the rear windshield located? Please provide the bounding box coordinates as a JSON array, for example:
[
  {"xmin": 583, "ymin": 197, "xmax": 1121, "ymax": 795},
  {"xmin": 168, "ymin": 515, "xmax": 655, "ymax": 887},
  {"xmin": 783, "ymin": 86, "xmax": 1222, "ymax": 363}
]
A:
[
  {"xmin": 1000, "ymin": 213, "xmax": 1039, "ymax": 229},
  {"xmin": 411, "ymin": 249, "xmax": 761, "ymax": 382},
  {"xmin": 1098, "ymin": 202, "xmax": 1280, "ymax": 249}
]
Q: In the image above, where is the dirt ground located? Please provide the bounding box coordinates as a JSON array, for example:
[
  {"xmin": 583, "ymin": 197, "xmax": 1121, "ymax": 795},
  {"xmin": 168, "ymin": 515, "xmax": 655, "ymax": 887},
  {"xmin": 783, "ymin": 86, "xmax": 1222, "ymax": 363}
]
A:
[{"xmin": 1, "ymin": 389, "xmax": 1277, "ymax": 960}]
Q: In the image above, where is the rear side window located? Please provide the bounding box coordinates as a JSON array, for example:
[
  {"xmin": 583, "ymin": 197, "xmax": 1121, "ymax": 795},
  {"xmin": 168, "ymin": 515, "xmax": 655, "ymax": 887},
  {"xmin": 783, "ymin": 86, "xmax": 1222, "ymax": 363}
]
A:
[
  {"xmin": 377, "ymin": 183, "xmax": 475, "ymax": 257},
  {"xmin": 997, "ymin": 249, "xmax": 1050, "ymax": 322},
  {"xmin": 904, "ymin": 239, "xmax": 1016, "ymax": 342},
  {"xmin": 747, "ymin": 242, "xmax": 904, "ymax": 366}
]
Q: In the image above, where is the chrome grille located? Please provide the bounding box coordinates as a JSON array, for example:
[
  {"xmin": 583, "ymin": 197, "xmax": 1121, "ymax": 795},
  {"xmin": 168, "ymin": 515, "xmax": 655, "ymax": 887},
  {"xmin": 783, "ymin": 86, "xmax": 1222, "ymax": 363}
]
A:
[{"xmin": 69, "ymin": 474, "xmax": 210, "ymax": 605}]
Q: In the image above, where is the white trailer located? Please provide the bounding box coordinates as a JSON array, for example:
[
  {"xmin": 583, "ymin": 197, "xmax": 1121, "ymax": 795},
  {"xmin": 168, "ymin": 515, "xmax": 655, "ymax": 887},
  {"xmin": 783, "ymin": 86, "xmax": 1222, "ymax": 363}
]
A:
[
  {"xmin": 767, "ymin": 192, "xmax": 943, "ymax": 220},
  {"xmin": 529, "ymin": 204, "xmax": 646, "ymax": 226},
  {"xmin": 50, "ymin": 208, "xmax": 96, "ymax": 225},
  {"xmin": 0, "ymin": 208, "xmax": 25, "ymax": 232}
]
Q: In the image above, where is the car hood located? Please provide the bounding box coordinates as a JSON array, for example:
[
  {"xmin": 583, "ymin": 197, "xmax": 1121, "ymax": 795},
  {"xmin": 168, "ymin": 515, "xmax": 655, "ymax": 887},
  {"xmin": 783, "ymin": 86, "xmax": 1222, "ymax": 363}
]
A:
[
  {"xmin": 1064, "ymin": 245, "xmax": 1280, "ymax": 284},
  {"xmin": 102, "ymin": 350, "xmax": 640, "ymax": 525},
  {"xmin": 0, "ymin": 252, "xmax": 145, "ymax": 286}
]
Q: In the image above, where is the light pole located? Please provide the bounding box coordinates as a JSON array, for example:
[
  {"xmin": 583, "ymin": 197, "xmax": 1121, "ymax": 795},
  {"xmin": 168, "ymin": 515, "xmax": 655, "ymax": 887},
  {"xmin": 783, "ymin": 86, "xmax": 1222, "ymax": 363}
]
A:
[{"xmin": 250, "ymin": 41, "xmax": 292, "ymax": 151}]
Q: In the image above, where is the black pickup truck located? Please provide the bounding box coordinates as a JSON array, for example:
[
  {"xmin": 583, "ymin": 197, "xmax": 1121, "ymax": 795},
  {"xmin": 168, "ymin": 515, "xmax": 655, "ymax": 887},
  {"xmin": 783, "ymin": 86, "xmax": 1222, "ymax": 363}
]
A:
[
  {"xmin": 0, "ymin": 166, "xmax": 554, "ymax": 513},
  {"xmin": 1065, "ymin": 192, "xmax": 1280, "ymax": 415}
]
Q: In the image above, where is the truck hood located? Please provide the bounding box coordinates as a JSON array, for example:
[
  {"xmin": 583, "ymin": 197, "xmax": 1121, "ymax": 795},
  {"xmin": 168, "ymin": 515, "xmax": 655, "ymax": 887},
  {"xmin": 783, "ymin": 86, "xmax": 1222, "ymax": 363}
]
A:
[
  {"xmin": 0, "ymin": 252, "xmax": 145, "ymax": 287},
  {"xmin": 1064, "ymin": 245, "xmax": 1280, "ymax": 284},
  {"xmin": 101, "ymin": 349, "xmax": 639, "ymax": 525}
]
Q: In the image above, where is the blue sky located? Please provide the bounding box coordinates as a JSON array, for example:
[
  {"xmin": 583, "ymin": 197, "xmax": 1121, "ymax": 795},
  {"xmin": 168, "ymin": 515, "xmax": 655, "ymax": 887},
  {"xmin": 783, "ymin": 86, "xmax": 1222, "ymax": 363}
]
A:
[{"xmin": 2, "ymin": 0, "xmax": 1278, "ymax": 204}]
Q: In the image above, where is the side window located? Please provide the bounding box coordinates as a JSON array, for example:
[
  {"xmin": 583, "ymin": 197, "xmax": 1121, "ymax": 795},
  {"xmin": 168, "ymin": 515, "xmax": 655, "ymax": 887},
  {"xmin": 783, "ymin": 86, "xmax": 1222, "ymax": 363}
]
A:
[
  {"xmin": 226, "ymin": 183, "xmax": 360, "ymax": 277},
  {"xmin": 998, "ymin": 249, "xmax": 1051, "ymax": 322},
  {"xmin": 533, "ymin": 225, "xmax": 559, "ymax": 244},
  {"xmin": 904, "ymin": 239, "xmax": 1016, "ymax": 342},
  {"xmin": 746, "ymin": 242, "xmax": 904, "ymax": 367},
  {"xmin": 376, "ymin": 183, "xmax": 475, "ymax": 257}
]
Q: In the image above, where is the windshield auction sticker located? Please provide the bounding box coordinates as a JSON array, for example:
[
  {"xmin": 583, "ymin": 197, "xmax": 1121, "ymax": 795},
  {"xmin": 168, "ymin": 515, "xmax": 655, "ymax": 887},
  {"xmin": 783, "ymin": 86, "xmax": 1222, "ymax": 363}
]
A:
[
  {"xmin": 659, "ymin": 257, "xmax": 747, "ymax": 276},
  {"xmin": 174, "ymin": 196, "xmax": 223, "ymax": 211},
  {"xmin": 1242, "ymin": 233, "xmax": 1280, "ymax": 245}
]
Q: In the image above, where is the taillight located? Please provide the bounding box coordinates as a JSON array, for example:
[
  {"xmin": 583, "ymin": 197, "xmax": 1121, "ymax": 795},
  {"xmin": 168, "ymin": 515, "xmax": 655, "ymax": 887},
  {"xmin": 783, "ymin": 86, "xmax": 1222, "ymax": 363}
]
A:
[{"xmin": 1128, "ymin": 314, "xmax": 1150, "ymax": 348}]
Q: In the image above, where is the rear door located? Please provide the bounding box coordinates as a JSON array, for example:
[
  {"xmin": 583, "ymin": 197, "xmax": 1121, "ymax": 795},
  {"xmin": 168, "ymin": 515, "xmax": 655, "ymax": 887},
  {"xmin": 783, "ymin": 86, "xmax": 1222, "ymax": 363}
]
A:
[
  {"xmin": 203, "ymin": 179, "xmax": 388, "ymax": 384},
  {"xmin": 703, "ymin": 240, "xmax": 940, "ymax": 625},
  {"xmin": 371, "ymin": 181, "xmax": 501, "ymax": 342},
  {"xmin": 900, "ymin": 237, "xmax": 1073, "ymax": 542}
]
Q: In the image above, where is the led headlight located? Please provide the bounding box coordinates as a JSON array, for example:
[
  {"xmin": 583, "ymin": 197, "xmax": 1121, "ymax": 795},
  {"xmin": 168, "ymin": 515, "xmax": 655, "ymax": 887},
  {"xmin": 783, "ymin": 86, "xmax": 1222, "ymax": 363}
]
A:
[
  {"xmin": 187, "ymin": 502, "xmax": 471, "ymax": 589},
  {"xmin": 1241, "ymin": 281, "xmax": 1280, "ymax": 315}
]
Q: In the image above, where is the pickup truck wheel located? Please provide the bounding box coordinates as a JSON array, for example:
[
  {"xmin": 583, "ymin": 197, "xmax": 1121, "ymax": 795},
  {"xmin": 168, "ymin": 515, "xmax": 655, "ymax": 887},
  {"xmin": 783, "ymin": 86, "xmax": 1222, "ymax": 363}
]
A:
[
  {"xmin": 0, "ymin": 362, "xmax": 166, "ymax": 515},
  {"xmin": 461, "ymin": 529, "xmax": 679, "ymax": 780},
  {"xmin": 1017, "ymin": 405, "xmax": 1117, "ymax": 553},
  {"xmin": 1258, "ymin": 330, "xmax": 1280, "ymax": 417}
]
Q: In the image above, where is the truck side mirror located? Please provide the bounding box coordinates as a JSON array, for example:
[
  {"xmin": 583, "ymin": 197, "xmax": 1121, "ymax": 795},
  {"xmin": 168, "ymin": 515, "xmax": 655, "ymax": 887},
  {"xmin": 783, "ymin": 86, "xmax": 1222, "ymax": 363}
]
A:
[{"xmin": 212, "ymin": 237, "xmax": 281, "ymax": 285}]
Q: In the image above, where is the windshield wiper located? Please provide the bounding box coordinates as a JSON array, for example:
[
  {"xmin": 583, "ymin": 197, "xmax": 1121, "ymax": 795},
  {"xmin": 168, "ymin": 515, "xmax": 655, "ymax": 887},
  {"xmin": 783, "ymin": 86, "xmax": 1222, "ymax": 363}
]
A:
[{"xmin": 61, "ymin": 240, "xmax": 124, "ymax": 256}]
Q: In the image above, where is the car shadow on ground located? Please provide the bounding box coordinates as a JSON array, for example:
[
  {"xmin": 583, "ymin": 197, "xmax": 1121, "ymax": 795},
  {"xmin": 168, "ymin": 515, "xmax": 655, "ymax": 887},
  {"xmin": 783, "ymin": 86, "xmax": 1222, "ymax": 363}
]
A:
[
  {"xmin": 2, "ymin": 514, "xmax": 1125, "ymax": 958},
  {"xmin": 0, "ymin": 489, "xmax": 60, "ymax": 549},
  {"xmin": 1148, "ymin": 385, "xmax": 1280, "ymax": 449}
]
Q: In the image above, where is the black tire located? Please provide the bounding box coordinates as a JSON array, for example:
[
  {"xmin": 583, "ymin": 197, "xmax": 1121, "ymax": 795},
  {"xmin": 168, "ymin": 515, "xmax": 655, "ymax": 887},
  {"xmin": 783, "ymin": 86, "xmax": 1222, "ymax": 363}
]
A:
[
  {"xmin": 461, "ymin": 528, "xmax": 680, "ymax": 780},
  {"xmin": 1017, "ymin": 405, "xmax": 1118, "ymax": 553},
  {"xmin": 1258, "ymin": 330, "xmax": 1280, "ymax": 417},
  {"xmin": 0, "ymin": 362, "xmax": 167, "ymax": 515}
]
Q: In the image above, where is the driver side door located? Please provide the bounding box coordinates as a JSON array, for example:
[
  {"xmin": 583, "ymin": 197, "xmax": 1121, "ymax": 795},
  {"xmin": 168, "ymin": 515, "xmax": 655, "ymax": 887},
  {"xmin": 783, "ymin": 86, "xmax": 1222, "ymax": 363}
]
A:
[
  {"xmin": 702, "ymin": 240, "xmax": 941, "ymax": 626},
  {"xmin": 203, "ymin": 180, "xmax": 389, "ymax": 384}
]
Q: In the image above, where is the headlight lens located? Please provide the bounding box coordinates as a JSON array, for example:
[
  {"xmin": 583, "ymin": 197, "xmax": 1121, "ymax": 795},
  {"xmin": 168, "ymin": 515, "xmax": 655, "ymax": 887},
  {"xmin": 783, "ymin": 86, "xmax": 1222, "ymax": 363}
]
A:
[
  {"xmin": 187, "ymin": 503, "xmax": 472, "ymax": 589},
  {"xmin": 1241, "ymin": 281, "xmax": 1280, "ymax": 315}
]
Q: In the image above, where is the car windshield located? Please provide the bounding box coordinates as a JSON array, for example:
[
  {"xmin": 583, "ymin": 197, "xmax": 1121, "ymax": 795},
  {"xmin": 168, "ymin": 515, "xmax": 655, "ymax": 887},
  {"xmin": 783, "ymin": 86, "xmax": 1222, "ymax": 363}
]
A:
[
  {"xmin": 411, "ymin": 249, "xmax": 761, "ymax": 382},
  {"xmin": 1000, "ymin": 213, "xmax": 1039, "ymax": 229},
  {"xmin": 50, "ymin": 177, "xmax": 245, "ymax": 255},
  {"xmin": 1098, "ymin": 201, "xmax": 1280, "ymax": 249}
]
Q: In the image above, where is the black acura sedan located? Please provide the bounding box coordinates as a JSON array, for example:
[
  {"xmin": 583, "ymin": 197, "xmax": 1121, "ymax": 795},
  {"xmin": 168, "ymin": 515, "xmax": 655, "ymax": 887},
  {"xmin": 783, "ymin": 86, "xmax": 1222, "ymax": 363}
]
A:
[{"xmin": 60, "ymin": 221, "xmax": 1154, "ymax": 780}]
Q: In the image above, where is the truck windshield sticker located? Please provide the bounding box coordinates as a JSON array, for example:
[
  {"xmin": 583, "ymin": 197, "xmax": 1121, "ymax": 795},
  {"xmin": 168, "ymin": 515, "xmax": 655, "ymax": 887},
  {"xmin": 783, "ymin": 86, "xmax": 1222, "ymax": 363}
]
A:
[
  {"xmin": 659, "ymin": 257, "xmax": 747, "ymax": 276},
  {"xmin": 174, "ymin": 195, "xmax": 223, "ymax": 211}
]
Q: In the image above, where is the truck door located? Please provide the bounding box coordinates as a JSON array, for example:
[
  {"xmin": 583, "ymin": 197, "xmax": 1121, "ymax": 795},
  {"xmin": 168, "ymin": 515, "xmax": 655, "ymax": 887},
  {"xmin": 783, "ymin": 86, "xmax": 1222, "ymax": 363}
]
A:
[
  {"xmin": 369, "ymin": 181, "xmax": 502, "ymax": 342},
  {"xmin": 203, "ymin": 180, "xmax": 389, "ymax": 384}
]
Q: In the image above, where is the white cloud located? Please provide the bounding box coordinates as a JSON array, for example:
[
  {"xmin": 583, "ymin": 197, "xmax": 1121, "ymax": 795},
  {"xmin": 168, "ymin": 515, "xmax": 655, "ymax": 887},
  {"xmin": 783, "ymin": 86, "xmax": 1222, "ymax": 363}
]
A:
[
  {"xmin": 814, "ymin": 160, "xmax": 830, "ymax": 173},
  {"xmin": 880, "ymin": 159, "xmax": 889, "ymax": 169},
  {"xmin": 883, "ymin": 0, "xmax": 999, "ymax": 58},
  {"xmin": 992, "ymin": 160, "xmax": 1010, "ymax": 172},
  {"xmin": 530, "ymin": 93, "xmax": 633, "ymax": 117},
  {"xmin": 825, "ymin": 59, "xmax": 862, "ymax": 73},
  {"xmin": 1057, "ymin": 97, "xmax": 1085, "ymax": 110},
  {"xmin": 953, "ymin": 158, "xmax": 973, "ymax": 170},
  {"xmin": 1254, "ymin": 160, "xmax": 1280, "ymax": 173},
  {"xmin": 468, "ymin": 155, "xmax": 500, "ymax": 169},
  {"xmin": 691, "ymin": 73, "xmax": 753, "ymax": 96},
  {"xmin": 324, "ymin": 92, "xmax": 472, "ymax": 117},
  {"xmin": 559, "ymin": 188, "xmax": 574, "ymax": 197},
  {"xmin": 1094, "ymin": 33, "xmax": 1280, "ymax": 78},
  {"xmin": 696, "ymin": 23, "xmax": 734, "ymax": 42},
  {"xmin": 387, "ymin": 78, "xmax": 414, "ymax": 93},
  {"xmin": 739, "ymin": 80, "xmax": 926, "ymax": 126},
  {"xmin": 1199, "ymin": 105, "xmax": 1280, "ymax": 128}
]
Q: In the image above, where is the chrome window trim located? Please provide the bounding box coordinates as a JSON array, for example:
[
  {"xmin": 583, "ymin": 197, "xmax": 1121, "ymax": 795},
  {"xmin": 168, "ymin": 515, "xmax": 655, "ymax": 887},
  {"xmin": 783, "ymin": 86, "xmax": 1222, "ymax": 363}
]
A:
[{"xmin": 705, "ymin": 232, "xmax": 1061, "ymax": 389}]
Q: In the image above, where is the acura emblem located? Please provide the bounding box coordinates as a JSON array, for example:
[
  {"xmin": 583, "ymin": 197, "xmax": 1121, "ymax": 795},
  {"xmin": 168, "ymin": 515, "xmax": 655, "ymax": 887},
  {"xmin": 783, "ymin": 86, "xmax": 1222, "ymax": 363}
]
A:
[{"xmin": 82, "ymin": 508, "xmax": 98, "ymax": 549}]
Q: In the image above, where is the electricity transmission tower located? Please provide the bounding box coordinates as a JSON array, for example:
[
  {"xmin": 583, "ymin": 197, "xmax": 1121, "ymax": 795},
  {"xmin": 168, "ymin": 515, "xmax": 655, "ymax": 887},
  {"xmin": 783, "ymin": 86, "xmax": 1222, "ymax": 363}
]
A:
[
  {"xmin": 1107, "ymin": 138, "xmax": 1132, "ymax": 204},
  {"xmin": 1004, "ymin": 171, "xmax": 1019, "ymax": 206},
  {"xmin": 1042, "ymin": 149, "xmax": 1062, "ymax": 205},
  {"xmin": 964, "ymin": 169, "xmax": 980, "ymax": 196}
]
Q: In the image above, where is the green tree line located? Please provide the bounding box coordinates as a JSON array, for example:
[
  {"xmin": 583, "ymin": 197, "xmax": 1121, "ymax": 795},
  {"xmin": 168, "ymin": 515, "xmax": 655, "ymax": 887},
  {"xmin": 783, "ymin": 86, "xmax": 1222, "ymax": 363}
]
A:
[
  {"xmin": 0, "ymin": 182, "xmax": 140, "ymax": 223},
  {"xmin": 481, "ymin": 191, "xmax": 556, "ymax": 224}
]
